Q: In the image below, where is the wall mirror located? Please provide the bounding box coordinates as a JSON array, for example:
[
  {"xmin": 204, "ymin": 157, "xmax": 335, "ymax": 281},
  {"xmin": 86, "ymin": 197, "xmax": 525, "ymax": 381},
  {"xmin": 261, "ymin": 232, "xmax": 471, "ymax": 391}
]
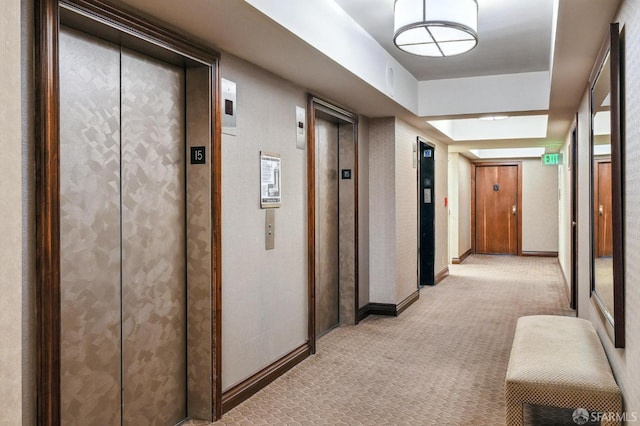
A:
[{"xmin": 590, "ymin": 23, "xmax": 624, "ymax": 348}]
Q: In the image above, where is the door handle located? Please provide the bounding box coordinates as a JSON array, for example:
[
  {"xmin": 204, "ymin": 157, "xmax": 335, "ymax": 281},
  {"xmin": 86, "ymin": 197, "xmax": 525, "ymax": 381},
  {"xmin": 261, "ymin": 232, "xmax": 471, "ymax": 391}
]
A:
[
  {"xmin": 512, "ymin": 205, "xmax": 517, "ymax": 215},
  {"xmin": 599, "ymin": 205, "xmax": 604, "ymax": 215}
]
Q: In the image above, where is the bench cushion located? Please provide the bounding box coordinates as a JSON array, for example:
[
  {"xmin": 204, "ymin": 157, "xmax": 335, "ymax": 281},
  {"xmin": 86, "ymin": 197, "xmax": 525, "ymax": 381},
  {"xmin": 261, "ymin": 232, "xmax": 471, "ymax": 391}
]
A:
[{"xmin": 505, "ymin": 315, "xmax": 621, "ymax": 425}]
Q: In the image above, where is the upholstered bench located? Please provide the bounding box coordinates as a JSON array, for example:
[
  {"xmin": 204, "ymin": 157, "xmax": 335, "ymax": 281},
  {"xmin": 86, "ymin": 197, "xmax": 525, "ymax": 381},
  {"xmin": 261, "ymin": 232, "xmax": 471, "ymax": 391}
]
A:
[{"xmin": 505, "ymin": 315, "xmax": 622, "ymax": 426}]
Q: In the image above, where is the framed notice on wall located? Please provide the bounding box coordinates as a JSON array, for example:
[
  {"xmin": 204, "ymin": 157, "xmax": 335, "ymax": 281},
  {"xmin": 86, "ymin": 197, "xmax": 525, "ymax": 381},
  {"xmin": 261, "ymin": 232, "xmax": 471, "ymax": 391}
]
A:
[{"xmin": 260, "ymin": 151, "xmax": 281, "ymax": 208}]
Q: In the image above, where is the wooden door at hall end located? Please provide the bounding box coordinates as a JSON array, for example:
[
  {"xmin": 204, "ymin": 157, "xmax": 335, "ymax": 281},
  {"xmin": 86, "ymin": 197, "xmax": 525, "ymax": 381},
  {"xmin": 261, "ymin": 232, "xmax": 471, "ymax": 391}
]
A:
[
  {"xmin": 595, "ymin": 160, "xmax": 613, "ymax": 257},
  {"xmin": 475, "ymin": 165, "xmax": 519, "ymax": 255}
]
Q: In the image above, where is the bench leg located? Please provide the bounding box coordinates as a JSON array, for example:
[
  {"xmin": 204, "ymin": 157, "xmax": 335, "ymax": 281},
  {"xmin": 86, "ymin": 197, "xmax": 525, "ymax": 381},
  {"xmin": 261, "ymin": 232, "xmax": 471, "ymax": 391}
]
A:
[
  {"xmin": 601, "ymin": 417, "xmax": 621, "ymax": 426},
  {"xmin": 505, "ymin": 401, "xmax": 524, "ymax": 426}
]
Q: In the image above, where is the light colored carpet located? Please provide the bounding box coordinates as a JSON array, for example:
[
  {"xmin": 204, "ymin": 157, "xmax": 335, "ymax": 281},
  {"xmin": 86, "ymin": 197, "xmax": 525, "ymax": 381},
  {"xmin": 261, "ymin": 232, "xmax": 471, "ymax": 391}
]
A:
[{"xmin": 189, "ymin": 255, "xmax": 575, "ymax": 425}]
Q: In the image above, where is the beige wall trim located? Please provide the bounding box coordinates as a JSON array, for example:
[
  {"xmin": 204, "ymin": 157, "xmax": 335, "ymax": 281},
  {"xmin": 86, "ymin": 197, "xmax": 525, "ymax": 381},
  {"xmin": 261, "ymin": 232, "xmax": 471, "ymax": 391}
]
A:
[
  {"xmin": 521, "ymin": 251, "xmax": 559, "ymax": 257},
  {"xmin": 358, "ymin": 290, "xmax": 420, "ymax": 320},
  {"xmin": 435, "ymin": 267, "xmax": 449, "ymax": 284},
  {"xmin": 221, "ymin": 342, "xmax": 310, "ymax": 414},
  {"xmin": 451, "ymin": 249, "xmax": 472, "ymax": 265}
]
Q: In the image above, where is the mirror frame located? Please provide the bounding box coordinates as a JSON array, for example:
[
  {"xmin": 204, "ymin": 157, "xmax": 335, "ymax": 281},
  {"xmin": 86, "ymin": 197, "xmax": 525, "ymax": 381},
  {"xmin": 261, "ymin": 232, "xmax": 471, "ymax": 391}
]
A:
[{"xmin": 589, "ymin": 22, "xmax": 625, "ymax": 348}]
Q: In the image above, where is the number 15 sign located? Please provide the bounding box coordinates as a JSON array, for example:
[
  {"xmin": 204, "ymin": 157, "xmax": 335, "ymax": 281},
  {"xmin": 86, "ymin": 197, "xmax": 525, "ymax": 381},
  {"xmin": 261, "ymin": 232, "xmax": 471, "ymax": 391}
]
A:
[{"xmin": 191, "ymin": 146, "xmax": 206, "ymax": 165}]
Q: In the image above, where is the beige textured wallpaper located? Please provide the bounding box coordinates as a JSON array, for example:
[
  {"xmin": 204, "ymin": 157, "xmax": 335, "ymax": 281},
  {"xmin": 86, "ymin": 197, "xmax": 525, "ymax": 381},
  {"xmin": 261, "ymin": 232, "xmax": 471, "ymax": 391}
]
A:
[
  {"xmin": 447, "ymin": 153, "xmax": 472, "ymax": 261},
  {"xmin": 395, "ymin": 120, "xmax": 419, "ymax": 303},
  {"xmin": 521, "ymin": 159, "xmax": 559, "ymax": 252},
  {"xmin": 448, "ymin": 153, "xmax": 460, "ymax": 260},
  {"xmin": 369, "ymin": 118, "xmax": 448, "ymax": 306},
  {"xmin": 557, "ymin": 130, "xmax": 574, "ymax": 295},
  {"xmin": 358, "ymin": 117, "xmax": 370, "ymax": 308},
  {"xmin": 458, "ymin": 155, "xmax": 472, "ymax": 255},
  {"xmin": 220, "ymin": 53, "xmax": 308, "ymax": 391},
  {"xmin": 369, "ymin": 118, "xmax": 397, "ymax": 303},
  {"xmin": 21, "ymin": 0, "xmax": 36, "ymax": 424},
  {"xmin": 0, "ymin": 0, "xmax": 23, "ymax": 424},
  {"xmin": 576, "ymin": 0, "xmax": 640, "ymax": 413}
]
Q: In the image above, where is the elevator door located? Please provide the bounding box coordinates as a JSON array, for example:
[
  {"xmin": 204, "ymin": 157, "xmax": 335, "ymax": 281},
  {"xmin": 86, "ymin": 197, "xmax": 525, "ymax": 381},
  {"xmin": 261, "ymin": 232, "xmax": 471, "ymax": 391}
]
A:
[
  {"xmin": 60, "ymin": 27, "xmax": 186, "ymax": 425},
  {"xmin": 419, "ymin": 142, "xmax": 435, "ymax": 286},
  {"xmin": 315, "ymin": 118, "xmax": 340, "ymax": 336}
]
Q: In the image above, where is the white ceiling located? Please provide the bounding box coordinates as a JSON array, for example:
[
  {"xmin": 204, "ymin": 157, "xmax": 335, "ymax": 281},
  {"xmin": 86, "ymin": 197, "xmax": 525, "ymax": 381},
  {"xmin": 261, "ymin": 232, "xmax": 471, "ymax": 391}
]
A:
[
  {"xmin": 111, "ymin": 0, "xmax": 621, "ymax": 158},
  {"xmin": 335, "ymin": 0, "xmax": 554, "ymax": 81}
]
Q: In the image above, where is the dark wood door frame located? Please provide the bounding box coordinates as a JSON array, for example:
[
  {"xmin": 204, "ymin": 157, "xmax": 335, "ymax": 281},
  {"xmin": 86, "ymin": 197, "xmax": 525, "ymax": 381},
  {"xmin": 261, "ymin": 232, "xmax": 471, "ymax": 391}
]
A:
[
  {"xmin": 471, "ymin": 161, "xmax": 523, "ymax": 256},
  {"xmin": 35, "ymin": 0, "xmax": 222, "ymax": 423},
  {"xmin": 307, "ymin": 96, "xmax": 359, "ymax": 354},
  {"xmin": 570, "ymin": 121, "xmax": 579, "ymax": 311}
]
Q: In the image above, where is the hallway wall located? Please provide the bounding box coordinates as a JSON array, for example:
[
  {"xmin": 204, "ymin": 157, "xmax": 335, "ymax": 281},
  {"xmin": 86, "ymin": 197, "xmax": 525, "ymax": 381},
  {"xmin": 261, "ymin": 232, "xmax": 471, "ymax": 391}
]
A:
[
  {"xmin": 369, "ymin": 118, "xmax": 396, "ymax": 303},
  {"xmin": 358, "ymin": 118, "xmax": 371, "ymax": 308},
  {"xmin": 220, "ymin": 54, "xmax": 309, "ymax": 391},
  {"xmin": 220, "ymin": 53, "xmax": 371, "ymax": 390},
  {"xmin": 575, "ymin": 0, "xmax": 640, "ymax": 412},
  {"xmin": 0, "ymin": 0, "xmax": 36, "ymax": 424},
  {"xmin": 459, "ymin": 157, "xmax": 472, "ymax": 255},
  {"xmin": 395, "ymin": 120, "xmax": 419, "ymax": 302},
  {"xmin": 369, "ymin": 118, "xmax": 448, "ymax": 305},
  {"xmin": 558, "ymin": 130, "xmax": 574, "ymax": 296},
  {"xmin": 0, "ymin": 0, "xmax": 24, "ymax": 423},
  {"xmin": 448, "ymin": 153, "xmax": 472, "ymax": 261},
  {"xmin": 521, "ymin": 159, "xmax": 559, "ymax": 253}
]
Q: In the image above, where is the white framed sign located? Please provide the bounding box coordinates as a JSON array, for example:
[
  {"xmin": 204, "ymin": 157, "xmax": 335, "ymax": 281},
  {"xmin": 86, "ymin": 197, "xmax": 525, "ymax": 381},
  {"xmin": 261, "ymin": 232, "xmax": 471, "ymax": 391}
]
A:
[{"xmin": 260, "ymin": 151, "xmax": 281, "ymax": 208}]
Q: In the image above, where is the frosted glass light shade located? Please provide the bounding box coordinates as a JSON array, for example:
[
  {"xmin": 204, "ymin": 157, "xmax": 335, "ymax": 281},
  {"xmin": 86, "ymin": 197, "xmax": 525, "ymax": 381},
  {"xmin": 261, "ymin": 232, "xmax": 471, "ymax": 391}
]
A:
[{"xmin": 394, "ymin": 0, "xmax": 478, "ymax": 57}]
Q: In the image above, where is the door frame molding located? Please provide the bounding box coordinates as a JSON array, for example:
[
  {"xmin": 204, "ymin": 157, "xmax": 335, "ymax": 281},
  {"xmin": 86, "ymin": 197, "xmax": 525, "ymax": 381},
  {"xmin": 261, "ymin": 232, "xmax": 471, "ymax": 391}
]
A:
[
  {"xmin": 307, "ymin": 95, "xmax": 359, "ymax": 354},
  {"xmin": 35, "ymin": 0, "xmax": 222, "ymax": 422},
  {"xmin": 471, "ymin": 161, "xmax": 523, "ymax": 256},
  {"xmin": 570, "ymin": 117, "xmax": 579, "ymax": 311},
  {"xmin": 417, "ymin": 138, "xmax": 436, "ymax": 286}
]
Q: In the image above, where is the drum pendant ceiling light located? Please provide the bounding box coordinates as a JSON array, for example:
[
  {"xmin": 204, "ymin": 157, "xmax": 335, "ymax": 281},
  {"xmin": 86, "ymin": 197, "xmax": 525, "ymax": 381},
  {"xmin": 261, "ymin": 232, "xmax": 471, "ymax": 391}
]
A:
[{"xmin": 393, "ymin": 0, "xmax": 479, "ymax": 57}]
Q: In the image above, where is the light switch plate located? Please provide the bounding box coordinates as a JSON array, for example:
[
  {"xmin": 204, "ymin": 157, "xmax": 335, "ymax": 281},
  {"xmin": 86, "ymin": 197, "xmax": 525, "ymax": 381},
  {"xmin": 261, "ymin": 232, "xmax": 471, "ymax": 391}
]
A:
[
  {"xmin": 222, "ymin": 78, "xmax": 237, "ymax": 136},
  {"xmin": 296, "ymin": 106, "xmax": 306, "ymax": 150}
]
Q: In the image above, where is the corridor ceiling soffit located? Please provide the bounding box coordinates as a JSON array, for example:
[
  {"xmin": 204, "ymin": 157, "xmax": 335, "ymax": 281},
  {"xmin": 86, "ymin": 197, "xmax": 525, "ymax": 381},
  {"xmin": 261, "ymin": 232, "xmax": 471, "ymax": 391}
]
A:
[
  {"xmin": 111, "ymin": 0, "xmax": 622, "ymax": 156},
  {"xmin": 429, "ymin": 115, "xmax": 549, "ymax": 142},
  {"xmin": 110, "ymin": 0, "xmax": 419, "ymax": 120}
]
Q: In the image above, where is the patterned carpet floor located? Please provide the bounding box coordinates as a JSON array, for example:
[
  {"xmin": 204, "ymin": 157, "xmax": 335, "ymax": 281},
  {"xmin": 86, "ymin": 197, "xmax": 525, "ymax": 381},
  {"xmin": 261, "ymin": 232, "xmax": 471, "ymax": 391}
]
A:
[{"xmin": 191, "ymin": 255, "xmax": 575, "ymax": 425}]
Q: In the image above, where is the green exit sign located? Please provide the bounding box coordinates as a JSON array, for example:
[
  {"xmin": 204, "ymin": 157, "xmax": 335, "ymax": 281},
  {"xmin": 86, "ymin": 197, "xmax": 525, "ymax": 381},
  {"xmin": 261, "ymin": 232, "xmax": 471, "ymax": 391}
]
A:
[{"xmin": 542, "ymin": 153, "xmax": 563, "ymax": 166}]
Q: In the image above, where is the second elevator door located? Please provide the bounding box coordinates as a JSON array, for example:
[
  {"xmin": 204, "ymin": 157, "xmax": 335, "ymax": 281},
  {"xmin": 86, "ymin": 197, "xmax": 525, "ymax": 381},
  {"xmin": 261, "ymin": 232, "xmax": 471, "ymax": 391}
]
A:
[
  {"xmin": 315, "ymin": 118, "xmax": 340, "ymax": 336},
  {"xmin": 60, "ymin": 27, "xmax": 186, "ymax": 425}
]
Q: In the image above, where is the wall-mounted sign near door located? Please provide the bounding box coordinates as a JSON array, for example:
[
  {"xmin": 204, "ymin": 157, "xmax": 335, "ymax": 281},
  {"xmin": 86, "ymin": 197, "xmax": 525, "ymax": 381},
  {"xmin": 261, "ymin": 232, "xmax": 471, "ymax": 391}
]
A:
[
  {"xmin": 341, "ymin": 169, "xmax": 352, "ymax": 179},
  {"xmin": 260, "ymin": 151, "xmax": 281, "ymax": 208},
  {"xmin": 191, "ymin": 146, "xmax": 206, "ymax": 164}
]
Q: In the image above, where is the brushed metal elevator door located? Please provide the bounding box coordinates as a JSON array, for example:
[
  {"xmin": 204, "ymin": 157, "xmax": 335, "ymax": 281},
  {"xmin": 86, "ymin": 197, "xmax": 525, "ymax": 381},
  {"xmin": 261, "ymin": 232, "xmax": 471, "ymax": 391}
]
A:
[
  {"xmin": 120, "ymin": 47, "xmax": 186, "ymax": 425},
  {"xmin": 60, "ymin": 27, "xmax": 186, "ymax": 426},
  {"xmin": 60, "ymin": 26, "xmax": 122, "ymax": 426},
  {"xmin": 315, "ymin": 118, "xmax": 340, "ymax": 336}
]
